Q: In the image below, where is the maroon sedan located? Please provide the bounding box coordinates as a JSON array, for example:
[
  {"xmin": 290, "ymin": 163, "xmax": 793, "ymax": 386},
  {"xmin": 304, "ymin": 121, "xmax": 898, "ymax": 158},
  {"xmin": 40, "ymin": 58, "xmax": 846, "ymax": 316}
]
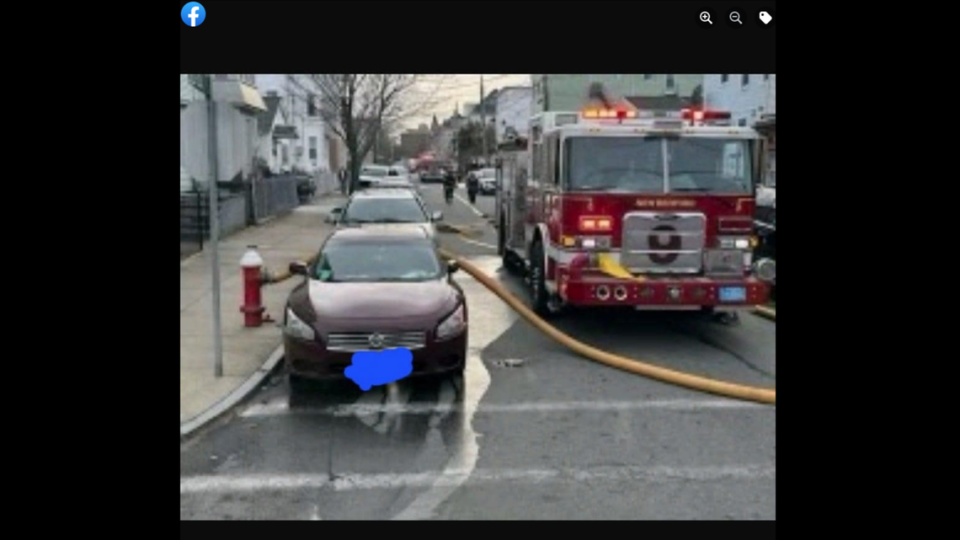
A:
[{"xmin": 284, "ymin": 226, "xmax": 467, "ymax": 390}]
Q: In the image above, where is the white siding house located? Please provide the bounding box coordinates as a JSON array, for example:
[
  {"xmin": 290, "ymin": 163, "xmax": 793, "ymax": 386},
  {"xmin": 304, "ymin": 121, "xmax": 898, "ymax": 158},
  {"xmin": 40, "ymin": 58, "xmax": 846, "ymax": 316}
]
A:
[
  {"xmin": 703, "ymin": 74, "xmax": 776, "ymax": 127},
  {"xmin": 180, "ymin": 74, "xmax": 266, "ymax": 186},
  {"xmin": 495, "ymin": 87, "xmax": 532, "ymax": 145},
  {"xmin": 255, "ymin": 75, "xmax": 339, "ymax": 174}
]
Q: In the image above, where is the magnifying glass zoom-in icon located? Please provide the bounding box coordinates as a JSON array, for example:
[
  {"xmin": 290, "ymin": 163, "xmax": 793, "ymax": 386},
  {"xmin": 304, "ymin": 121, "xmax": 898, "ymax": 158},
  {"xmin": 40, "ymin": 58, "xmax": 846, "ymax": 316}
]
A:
[{"xmin": 700, "ymin": 11, "xmax": 712, "ymax": 24}]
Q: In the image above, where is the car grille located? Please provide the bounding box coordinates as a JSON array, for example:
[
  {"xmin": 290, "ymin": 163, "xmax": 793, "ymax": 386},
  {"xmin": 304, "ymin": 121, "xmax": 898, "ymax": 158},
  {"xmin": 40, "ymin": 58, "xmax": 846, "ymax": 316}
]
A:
[
  {"xmin": 620, "ymin": 212, "xmax": 705, "ymax": 274},
  {"xmin": 326, "ymin": 331, "xmax": 427, "ymax": 352}
]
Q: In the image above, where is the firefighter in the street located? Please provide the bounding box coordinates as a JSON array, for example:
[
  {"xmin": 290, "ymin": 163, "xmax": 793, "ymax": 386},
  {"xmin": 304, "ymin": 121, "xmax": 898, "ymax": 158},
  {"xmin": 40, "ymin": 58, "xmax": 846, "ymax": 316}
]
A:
[
  {"xmin": 467, "ymin": 169, "xmax": 479, "ymax": 204},
  {"xmin": 443, "ymin": 168, "xmax": 456, "ymax": 204}
]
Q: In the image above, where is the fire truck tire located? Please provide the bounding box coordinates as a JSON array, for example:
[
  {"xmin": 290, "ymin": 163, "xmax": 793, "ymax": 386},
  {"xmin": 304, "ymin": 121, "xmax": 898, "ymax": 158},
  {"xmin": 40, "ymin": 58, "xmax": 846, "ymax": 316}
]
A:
[
  {"xmin": 529, "ymin": 240, "xmax": 563, "ymax": 316},
  {"xmin": 497, "ymin": 216, "xmax": 506, "ymax": 256}
]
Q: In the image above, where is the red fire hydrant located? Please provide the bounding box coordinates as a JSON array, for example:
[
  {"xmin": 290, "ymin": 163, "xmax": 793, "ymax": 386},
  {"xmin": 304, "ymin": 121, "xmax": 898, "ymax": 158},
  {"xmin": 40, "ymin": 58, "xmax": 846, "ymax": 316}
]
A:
[{"xmin": 240, "ymin": 246, "xmax": 266, "ymax": 327}]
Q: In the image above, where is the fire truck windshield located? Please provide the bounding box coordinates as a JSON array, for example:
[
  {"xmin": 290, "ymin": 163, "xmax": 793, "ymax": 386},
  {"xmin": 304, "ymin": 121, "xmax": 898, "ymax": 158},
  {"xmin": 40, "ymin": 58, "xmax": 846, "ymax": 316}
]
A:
[{"xmin": 565, "ymin": 136, "xmax": 753, "ymax": 194}]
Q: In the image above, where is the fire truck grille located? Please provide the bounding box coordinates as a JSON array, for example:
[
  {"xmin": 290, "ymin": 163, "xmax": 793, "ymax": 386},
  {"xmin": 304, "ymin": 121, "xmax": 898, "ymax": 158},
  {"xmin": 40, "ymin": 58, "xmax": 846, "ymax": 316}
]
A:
[{"xmin": 621, "ymin": 212, "xmax": 705, "ymax": 273}]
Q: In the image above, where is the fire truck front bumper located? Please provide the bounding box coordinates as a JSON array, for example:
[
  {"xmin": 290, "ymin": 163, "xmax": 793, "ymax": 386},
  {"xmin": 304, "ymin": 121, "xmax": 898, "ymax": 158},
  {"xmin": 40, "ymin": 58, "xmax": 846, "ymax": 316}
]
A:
[{"xmin": 556, "ymin": 272, "xmax": 770, "ymax": 309}]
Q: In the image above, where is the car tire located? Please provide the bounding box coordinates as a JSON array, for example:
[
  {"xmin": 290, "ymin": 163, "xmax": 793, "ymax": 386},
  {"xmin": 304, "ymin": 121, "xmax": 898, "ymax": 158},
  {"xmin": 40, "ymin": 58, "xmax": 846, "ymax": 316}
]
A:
[{"xmin": 289, "ymin": 372, "xmax": 313, "ymax": 394}]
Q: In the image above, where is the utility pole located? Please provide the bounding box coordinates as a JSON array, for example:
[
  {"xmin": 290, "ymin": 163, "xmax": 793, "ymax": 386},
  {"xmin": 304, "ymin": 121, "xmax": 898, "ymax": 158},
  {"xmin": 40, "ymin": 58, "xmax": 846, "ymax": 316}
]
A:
[
  {"xmin": 205, "ymin": 74, "xmax": 223, "ymax": 378},
  {"xmin": 480, "ymin": 74, "xmax": 487, "ymax": 166}
]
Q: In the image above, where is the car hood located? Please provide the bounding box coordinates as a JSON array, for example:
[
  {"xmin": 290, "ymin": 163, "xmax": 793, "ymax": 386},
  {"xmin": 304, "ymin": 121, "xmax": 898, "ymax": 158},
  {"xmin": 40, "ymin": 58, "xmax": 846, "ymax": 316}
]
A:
[
  {"xmin": 306, "ymin": 279, "xmax": 459, "ymax": 322},
  {"xmin": 345, "ymin": 222, "xmax": 435, "ymax": 237}
]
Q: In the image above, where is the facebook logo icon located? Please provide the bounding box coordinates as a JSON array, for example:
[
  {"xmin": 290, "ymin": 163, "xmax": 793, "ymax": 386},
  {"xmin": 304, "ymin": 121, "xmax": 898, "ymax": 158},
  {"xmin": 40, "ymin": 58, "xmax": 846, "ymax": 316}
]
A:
[{"xmin": 181, "ymin": 2, "xmax": 206, "ymax": 27}]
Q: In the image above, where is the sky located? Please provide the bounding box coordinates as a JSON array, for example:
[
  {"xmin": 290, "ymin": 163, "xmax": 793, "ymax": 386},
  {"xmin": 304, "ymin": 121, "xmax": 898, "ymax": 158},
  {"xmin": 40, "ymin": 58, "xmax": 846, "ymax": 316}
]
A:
[{"xmin": 398, "ymin": 74, "xmax": 531, "ymax": 134}]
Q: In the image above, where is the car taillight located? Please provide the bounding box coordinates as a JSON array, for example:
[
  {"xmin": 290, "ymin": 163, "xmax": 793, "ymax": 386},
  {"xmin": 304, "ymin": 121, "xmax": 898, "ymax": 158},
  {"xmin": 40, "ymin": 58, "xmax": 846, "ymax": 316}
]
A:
[{"xmin": 580, "ymin": 216, "xmax": 613, "ymax": 232}]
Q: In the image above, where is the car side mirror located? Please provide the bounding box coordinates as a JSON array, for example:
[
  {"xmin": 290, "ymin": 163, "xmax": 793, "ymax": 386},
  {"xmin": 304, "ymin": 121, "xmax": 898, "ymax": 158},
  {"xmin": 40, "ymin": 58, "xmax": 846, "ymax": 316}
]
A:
[
  {"xmin": 447, "ymin": 261, "xmax": 459, "ymax": 274},
  {"xmin": 432, "ymin": 211, "xmax": 443, "ymax": 222},
  {"xmin": 289, "ymin": 261, "xmax": 309, "ymax": 276},
  {"xmin": 325, "ymin": 208, "xmax": 342, "ymax": 224}
]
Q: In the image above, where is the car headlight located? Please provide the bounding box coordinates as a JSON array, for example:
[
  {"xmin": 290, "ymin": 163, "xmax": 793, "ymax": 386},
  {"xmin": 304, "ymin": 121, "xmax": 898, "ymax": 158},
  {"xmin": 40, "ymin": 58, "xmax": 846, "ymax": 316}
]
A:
[
  {"xmin": 436, "ymin": 303, "xmax": 466, "ymax": 341},
  {"xmin": 285, "ymin": 308, "xmax": 316, "ymax": 341}
]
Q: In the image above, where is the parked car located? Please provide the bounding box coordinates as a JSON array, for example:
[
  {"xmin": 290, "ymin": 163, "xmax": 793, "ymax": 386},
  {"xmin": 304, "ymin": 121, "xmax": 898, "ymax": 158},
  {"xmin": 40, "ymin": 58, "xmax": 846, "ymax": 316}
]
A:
[
  {"xmin": 471, "ymin": 167, "xmax": 497, "ymax": 195},
  {"xmin": 359, "ymin": 164, "xmax": 391, "ymax": 188},
  {"xmin": 283, "ymin": 227, "xmax": 467, "ymax": 389},
  {"xmin": 327, "ymin": 188, "xmax": 442, "ymax": 243},
  {"xmin": 419, "ymin": 164, "xmax": 446, "ymax": 183}
]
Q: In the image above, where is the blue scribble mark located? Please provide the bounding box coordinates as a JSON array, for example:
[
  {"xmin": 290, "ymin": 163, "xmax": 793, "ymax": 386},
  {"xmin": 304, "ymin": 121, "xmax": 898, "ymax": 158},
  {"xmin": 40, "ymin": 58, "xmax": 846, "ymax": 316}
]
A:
[{"xmin": 345, "ymin": 348, "xmax": 413, "ymax": 391}]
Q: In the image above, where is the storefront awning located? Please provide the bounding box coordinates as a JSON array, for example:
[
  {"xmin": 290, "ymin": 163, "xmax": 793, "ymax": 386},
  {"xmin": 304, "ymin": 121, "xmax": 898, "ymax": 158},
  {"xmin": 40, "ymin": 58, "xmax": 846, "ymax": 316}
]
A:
[{"xmin": 212, "ymin": 79, "xmax": 267, "ymax": 113}]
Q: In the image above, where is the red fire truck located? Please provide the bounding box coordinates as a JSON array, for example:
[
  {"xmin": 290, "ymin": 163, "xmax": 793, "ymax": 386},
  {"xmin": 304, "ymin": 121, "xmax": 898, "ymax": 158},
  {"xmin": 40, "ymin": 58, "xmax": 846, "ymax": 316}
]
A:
[{"xmin": 494, "ymin": 99, "xmax": 776, "ymax": 316}]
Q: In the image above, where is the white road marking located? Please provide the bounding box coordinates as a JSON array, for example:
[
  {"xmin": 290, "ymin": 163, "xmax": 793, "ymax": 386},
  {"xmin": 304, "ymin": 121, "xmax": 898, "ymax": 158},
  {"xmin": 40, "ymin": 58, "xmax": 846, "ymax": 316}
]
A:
[
  {"xmin": 241, "ymin": 397, "xmax": 764, "ymax": 418},
  {"xmin": 454, "ymin": 192, "xmax": 485, "ymax": 217},
  {"xmin": 180, "ymin": 465, "xmax": 774, "ymax": 495},
  {"xmin": 456, "ymin": 235, "xmax": 498, "ymax": 250},
  {"xmin": 392, "ymin": 257, "xmax": 508, "ymax": 521},
  {"xmin": 308, "ymin": 504, "xmax": 323, "ymax": 521}
]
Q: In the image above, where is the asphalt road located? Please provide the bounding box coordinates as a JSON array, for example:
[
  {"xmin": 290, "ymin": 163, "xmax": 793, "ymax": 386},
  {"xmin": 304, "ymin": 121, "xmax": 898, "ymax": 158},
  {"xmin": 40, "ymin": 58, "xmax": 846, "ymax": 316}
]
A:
[{"xmin": 180, "ymin": 178, "xmax": 776, "ymax": 520}]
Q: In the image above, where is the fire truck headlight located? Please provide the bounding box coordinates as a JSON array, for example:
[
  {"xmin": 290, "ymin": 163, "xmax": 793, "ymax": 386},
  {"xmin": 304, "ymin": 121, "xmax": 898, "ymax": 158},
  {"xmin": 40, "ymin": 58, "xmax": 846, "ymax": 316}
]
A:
[
  {"xmin": 735, "ymin": 239, "xmax": 750, "ymax": 249},
  {"xmin": 576, "ymin": 236, "xmax": 611, "ymax": 250}
]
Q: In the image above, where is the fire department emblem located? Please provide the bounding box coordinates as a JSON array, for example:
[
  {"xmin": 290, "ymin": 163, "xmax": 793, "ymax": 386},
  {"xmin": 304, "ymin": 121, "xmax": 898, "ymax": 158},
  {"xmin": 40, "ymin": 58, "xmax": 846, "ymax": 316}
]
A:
[
  {"xmin": 648, "ymin": 225, "xmax": 681, "ymax": 264},
  {"xmin": 368, "ymin": 333, "xmax": 384, "ymax": 349}
]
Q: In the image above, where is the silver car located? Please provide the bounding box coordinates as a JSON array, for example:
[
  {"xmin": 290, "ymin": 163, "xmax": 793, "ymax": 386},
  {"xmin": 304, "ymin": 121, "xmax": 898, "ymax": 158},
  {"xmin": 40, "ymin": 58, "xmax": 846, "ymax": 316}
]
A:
[{"xmin": 328, "ymin": 188, "xmax": 442, "ymax": 243}]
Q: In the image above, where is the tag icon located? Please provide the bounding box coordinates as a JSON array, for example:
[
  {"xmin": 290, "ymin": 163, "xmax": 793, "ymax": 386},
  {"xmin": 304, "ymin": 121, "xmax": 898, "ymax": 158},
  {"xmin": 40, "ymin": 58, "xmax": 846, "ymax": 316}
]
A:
[{"xmin": 759, "ymin": 11, "xmax": 773, "ymax": 24}]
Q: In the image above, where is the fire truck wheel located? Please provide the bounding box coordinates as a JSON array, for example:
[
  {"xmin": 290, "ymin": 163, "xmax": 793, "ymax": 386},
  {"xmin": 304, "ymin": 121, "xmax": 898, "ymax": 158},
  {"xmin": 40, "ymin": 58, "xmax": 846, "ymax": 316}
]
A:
[
  {"xmin": 497, "ymin": 216, "xmax": 506, "ymax": 256},
  {"xmin": 529, "ymin": 240, "xmax": 562, "ymax": 316}
]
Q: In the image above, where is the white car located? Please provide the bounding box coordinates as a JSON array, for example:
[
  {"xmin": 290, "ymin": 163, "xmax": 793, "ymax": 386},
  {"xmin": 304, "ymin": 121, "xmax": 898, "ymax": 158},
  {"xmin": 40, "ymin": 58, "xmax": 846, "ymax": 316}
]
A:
[
  {"xmin": 474, "ymin": 168, "xmax": 497, "ymax": 195},
  {"xmin": 329, "ymin": 188, "xmax": 442, "ymax": 244}
]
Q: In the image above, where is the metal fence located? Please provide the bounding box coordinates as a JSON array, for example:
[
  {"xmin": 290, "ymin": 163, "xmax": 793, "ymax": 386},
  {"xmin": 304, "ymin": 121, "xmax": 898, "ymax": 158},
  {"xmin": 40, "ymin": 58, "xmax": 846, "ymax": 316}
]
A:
[{"xmin": 251, "ymin": 175, "xmax": 299, "ymax": 223}]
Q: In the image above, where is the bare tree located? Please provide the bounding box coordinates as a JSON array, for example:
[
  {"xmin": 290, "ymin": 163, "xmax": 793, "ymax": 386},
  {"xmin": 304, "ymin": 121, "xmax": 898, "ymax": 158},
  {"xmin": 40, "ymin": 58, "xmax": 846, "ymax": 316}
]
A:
[{"xmin": 291, "ymin": 74, "xmax": 419, "ymax": 193}]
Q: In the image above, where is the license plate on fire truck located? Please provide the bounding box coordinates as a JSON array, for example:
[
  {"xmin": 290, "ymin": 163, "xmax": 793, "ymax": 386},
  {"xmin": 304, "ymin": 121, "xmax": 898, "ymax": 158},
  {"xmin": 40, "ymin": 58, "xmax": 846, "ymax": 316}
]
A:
[{"xmin": 719, "ymin": 286, "xmax": 746, "ymax": 303}]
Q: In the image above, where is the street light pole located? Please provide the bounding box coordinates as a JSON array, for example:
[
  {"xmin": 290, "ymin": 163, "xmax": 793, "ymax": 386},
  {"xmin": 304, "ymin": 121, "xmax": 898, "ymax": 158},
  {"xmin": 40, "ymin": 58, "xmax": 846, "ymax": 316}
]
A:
[
  {"xmin": 205, "ymin": 75, "xmax": 223, "ymax": 378},
  {"xmin": 480, "ymin": 74, "xmax": 487, "ymax": 166}
]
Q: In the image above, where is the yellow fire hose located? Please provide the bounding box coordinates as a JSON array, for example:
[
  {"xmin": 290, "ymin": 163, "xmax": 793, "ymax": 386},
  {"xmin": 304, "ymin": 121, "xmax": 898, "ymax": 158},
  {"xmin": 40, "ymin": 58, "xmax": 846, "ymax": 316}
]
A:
[{"xmin": 439, "ymin": 247, "xmax": 776, "ymax": 405}]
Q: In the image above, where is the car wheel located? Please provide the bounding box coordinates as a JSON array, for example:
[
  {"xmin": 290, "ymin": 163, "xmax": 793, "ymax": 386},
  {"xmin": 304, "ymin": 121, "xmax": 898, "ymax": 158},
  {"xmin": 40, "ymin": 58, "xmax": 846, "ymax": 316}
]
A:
[{"xmin": 289, "ymin": 372, "xmax": 313, "ymax": 394}]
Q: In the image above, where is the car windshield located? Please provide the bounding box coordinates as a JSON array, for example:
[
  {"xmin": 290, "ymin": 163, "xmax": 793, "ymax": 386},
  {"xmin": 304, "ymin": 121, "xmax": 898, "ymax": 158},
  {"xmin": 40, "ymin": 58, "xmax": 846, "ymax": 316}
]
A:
[
  {"xmin": 362, "ymin": 167, "xmax": 388, "ymax": 177},
  {"xmin": 478, "ymin": 169, "xmax": 496, "ymax": 178},
  {"xmin": 314, "ymin": 242, "xmax": 442, "ymax": 282},
  {"xmin": 341, "ymin": 197, "xmax": 427, "ymax": 223},
  {"xmin": 566, "ymin": 136, "xmax": 753, "ymax": 194}
]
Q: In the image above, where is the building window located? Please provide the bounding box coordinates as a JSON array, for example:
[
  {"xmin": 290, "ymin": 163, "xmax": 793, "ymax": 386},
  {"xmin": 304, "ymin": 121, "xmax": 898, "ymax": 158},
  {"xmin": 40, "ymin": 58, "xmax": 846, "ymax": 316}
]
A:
[
  {"xmin": 308, "ymin": 93, "xmax": 317, "ymax": 116},
  {"xmin": 764, "ymin": 74, "xmax": 770, "ymax": 81},
  {"xmin": 742, "ymin": 74, "xmax": 750, "ymax": 87},
  {"xmin": 666, "ymin": 75, "xmax": 675, "ymax": 89},
  {"xmin": 644, "ymin": 74, "xmax": 653, "ymax": 80},
  {"xmin": 738, "ymin": 118, "xmax": 747, "ymax": 127},
  {"xmin": 309, "ymin": 137, "xmax": 318, "ymax": 162},
  {"xmin": 721, "ymin": 74, "xmax": 729, "ymax": 83}
]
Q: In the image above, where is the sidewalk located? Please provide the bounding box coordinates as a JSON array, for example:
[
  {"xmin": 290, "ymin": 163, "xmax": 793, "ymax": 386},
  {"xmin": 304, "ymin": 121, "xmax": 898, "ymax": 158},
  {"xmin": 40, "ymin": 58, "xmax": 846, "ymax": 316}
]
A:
[{"xmin": 180, "ymin": 193, "xmax": 346, "ymax": 428}]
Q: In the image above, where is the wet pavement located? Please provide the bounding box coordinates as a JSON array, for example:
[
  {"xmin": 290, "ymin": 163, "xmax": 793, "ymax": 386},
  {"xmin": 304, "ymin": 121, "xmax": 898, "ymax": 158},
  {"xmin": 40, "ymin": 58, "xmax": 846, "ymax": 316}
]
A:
[{"xmin": 180, "ymin": 180, "xmax": 776, "ymax": 520}]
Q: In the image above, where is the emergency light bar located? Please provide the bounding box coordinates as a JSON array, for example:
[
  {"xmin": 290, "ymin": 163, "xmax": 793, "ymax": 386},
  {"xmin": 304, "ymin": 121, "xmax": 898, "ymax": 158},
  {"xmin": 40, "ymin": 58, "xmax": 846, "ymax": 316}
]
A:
[
  {"xmin": 582, "ymin": 108, "xmax": 637, "ymax": 119},
  {"xmin": 680, "ymin": 108, "xmax": 732, "ymax": 125}
]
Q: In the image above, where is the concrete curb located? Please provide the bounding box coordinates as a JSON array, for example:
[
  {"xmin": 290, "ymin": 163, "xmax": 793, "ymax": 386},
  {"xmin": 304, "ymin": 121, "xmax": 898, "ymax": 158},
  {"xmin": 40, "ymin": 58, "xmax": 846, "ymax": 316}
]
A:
[
  {"xmin": 753, "ymin": 306, "xmax": 776, "ymax": 322},
  {"xmin": 180, "ymin": 344, "xmax": 285, "ymax": 440}
]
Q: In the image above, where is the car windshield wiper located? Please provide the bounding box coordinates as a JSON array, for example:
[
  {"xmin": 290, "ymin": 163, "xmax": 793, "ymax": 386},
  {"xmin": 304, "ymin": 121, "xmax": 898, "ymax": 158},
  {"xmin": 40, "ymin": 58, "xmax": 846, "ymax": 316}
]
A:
[
  {"xmin": 375, "ymin": 218, "xmax": 419, "ymax": 223},
  {"xmin": 670, "ymin": 187, "xmax": 713, "ymax": 192}
]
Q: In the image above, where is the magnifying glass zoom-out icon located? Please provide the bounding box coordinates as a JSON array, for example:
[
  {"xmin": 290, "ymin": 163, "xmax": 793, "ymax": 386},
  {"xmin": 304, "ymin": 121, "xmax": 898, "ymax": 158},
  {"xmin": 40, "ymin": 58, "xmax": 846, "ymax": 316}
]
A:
[
  {"xmin": 730, "ymin": 11, "xmax": 741, "ymax": 23},
  {"xmin": 700, "ymin": 11, "xmax": 712, "ymax": 24}
]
